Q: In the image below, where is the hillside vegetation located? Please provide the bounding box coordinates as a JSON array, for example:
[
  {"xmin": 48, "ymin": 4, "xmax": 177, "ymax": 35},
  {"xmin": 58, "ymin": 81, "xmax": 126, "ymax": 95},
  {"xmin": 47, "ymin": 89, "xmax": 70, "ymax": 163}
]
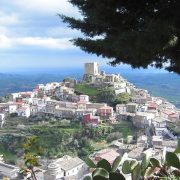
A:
[{"xmin": 0, "ymin": 116, "xmax": 135, "ymax": 164}]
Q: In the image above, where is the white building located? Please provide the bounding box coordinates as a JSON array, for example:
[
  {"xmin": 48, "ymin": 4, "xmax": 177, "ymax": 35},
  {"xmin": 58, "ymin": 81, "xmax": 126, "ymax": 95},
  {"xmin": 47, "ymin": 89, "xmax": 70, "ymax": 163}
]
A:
[
  {"xmin": 75, "ymin": 108, "xmax": 97, "ymax": 119},
  {"xmin": 152, "ymin": 117, "xmax": 167, "ymax": 128},
  {"xmin": 37, "ymin": 104, "xmax": 46, "ymax": 113},
  {"xmin": 152, "ymin": 117, "xmax": 168, "ymax": 136},
  {"xmin": 152, "ymin": 136, "xmax": 163, "ymax": 148},
  {"xmin": 0, "ymin": 162, "xmax": 20, "ymax": 179},
  {"xmin": 8, "ymin": 104, "xmax": 18, "ymax": 114},
  {"xmin": 0, "ymin": 113, "xmax": 5, "ymax": 128},
  {"xmin": 9, "ymin": 93, "xmax": 21, "ymax": 102},
  {"xmin": 30, "ymin": 106, "xmax": 38, "ymax": 115},
  {"xmin": 17, "ymin": 106, "xmax": 31, "ymax": 118},
  {"xmin": 133, "ymin": 112, "xmax": 155, "ymax": 128},
  {"xmin": 137, "ymin": 135, "xmax": 148, "ymax": 147},
  {"xmin": 116, "ymin": 104, "xmax": 127, "ymax": 114},
  {"xmin": 44, "ymin": 156, "xmax": 87, "ymax": 180},
  {"xmin": 37, "ymin": 84, "xmax": 45, "ymax": 90},
  {"xmin": 115, "ymin": 88, "xmax": 126, "ymax": 95},
  {"xmin": 79, "ymin": 95, "xmax": 89, "ymax": 103}
]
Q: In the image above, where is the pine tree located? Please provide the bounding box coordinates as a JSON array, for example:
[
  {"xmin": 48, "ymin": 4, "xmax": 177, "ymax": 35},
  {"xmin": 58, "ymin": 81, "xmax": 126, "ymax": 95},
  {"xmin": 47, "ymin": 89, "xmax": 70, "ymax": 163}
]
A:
[{"xmin": 60, "ymin": 0, "xmax": 180, "ymax": 74}]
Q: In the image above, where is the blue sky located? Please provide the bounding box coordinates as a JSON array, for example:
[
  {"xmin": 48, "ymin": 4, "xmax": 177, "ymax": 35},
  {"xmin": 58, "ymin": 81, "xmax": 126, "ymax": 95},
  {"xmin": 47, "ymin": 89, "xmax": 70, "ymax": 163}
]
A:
[
  {"xmin": 0, "ymin": 0, "xmax": 109, "ymax": 71},
  {"xmin": 0, "ymin": 0, "xmax": 167, "ymax": 73}
]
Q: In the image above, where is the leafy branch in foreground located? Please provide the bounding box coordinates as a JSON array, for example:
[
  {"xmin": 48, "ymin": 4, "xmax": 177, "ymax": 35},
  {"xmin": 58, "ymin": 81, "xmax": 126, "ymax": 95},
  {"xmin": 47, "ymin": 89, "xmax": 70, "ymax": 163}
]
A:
[
  {"xmin": 84, "ymin": 156, "xmax": 125, "ymax": 180},
  {"xmin": 84, "ymin": 139, "xmax": 180, "ymax": 180},
  {"xmin": 19, "ymin": 136, "xmax": 43, "ymax": 180}
]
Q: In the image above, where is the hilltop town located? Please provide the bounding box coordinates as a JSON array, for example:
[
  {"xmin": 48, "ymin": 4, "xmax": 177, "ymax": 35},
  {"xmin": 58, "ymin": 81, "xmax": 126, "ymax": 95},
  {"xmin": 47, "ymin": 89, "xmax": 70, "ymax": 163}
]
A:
[{"xmin": 0, "ymin": 62, "xmax": 179, "ymax": 180}]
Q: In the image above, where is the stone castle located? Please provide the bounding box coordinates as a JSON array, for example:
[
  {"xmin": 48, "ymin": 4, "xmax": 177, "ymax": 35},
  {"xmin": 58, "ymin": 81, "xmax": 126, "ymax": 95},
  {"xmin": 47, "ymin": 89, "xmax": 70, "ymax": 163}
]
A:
[
  {"xmin": 84, "ymin": 62, "xmax": 100, "ymax": 76},
  {"xmin": 83, "ymin": 62, "xmax": 122, "ymax": 85}
]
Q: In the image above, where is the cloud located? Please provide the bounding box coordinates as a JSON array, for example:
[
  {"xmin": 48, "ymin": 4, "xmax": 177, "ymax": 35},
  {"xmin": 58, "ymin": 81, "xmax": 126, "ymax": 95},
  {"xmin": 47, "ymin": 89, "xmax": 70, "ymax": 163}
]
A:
[
  {"xmin": 0, "ymin": 11, "xmax": 19, "ymax": 26},
  {"xmin": 47, "ymin": 26, "xmax": 82, "ymax": 38},
  {"xmin": 13, "ymin": 0, "xmax": 80, "ymax": 16},
  {"xmin": 16, "ymin": 37, "xmax": 74, "ymax": 50},
  {"xmin": 0, "ymin": 2, "xmax": 79, "ymax": 51},
  {"xmin": 0, "ymin": 35, "xmax": 12, "ymax": 48},
  {"xmin": 0, "ymin": 26, "xmax": 11, "ymax": 35},
  {"xmin": 0, "ymin": 35, "xmax": 75, "ymax": 50}
]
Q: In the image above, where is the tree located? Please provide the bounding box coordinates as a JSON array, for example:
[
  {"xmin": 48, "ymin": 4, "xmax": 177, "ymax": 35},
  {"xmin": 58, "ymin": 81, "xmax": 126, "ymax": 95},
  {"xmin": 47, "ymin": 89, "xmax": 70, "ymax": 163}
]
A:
[
  {"xmin": 21, "ymin": 136, "xmax": 43, "ymax": 180},
  {"xmin": 106, "ymin": 132, "xmax": 122, "ymax": 143},
  {"xmin": 98, "ymin": 87, "xmax": 116, "ymax": 105},
  {"xmin": 115, "ymin": 93, "xmax": 131, "ymax": 104},
  {"xmin": 61, "ymin": 0, "xmax": 180, "ymax": 74}
]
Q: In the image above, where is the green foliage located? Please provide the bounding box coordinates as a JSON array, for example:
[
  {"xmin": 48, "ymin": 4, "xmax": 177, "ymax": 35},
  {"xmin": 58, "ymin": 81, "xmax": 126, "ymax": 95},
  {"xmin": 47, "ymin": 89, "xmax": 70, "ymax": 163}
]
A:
[
  {"xmin": 97, "ymin": 87, "xmax": 116, "ymax": 105},
  {"xmin": 63, "ymin": 77, "xmax": 74, "ymax": 82},
  {"xmin": 85, "ymin": 139, "xmax": 180, "ymax": 180},
  {"xmin": 22, "ymin": 136, "xmax": 43, "ymax": 167},
  {"xmin": 106, "ymin": 132, "xmax": 122, "ymax": 143},
  {"xmin": 61, "ymin": 0, "xmax": 180, "ymax": 74},
  {"xmin": 166, "ymin": 152, "xmax": 180, "ymax": 169},
  {"xmin": 9, "ymin": 113, "xmax": 18, "ymax": 118},
  {"xmin": 131, "ymin": 163, "xmax": 141, "ymax": 180},
  {"xmin": 0, "ymin": 145, "xmax": 17, "ymax": 164},
  {"xmin": 149, "ymin": 158, "xmax": 161, "ymax": 168},
  {"xmin": 141, "ymin": 153, "xmax": 150, "ymax": 173},
  {"xmin": 74, "ymin": 83, "xmax": 99, "ymax": 102},
  {"xmin": 112, "ymin": 121, "xmax": 135, "ymax": 138},
  {"xmin": 114, "ymin": 93, "xmax": 131, "ymax": 104},
  {"xmin": 0, "ymin": 134, "xmax": 24, "ymax": 162},
  {"xmin": 84, "ymin": 176, "xmax": 92, "ymax": 180},
  {"xmin": 122, "ymin": 160, "xmax": 132, "ymax": 174},
  {"xmin": 97, "ymin": 88, "xmax": 131, "ymax": 106},
  {"xmin": 78, "ymin": 138, "xmax": 94, "ymax": 158},
  {"xmin": 1, "ymin": 117, "xmax": 135, "ymax": 162},
  {"xmin": 121, "ymin": 141, "xmax": 180, "ymax": 179},
  {"xmin": 85, "ymin": 156, "xmax": 124, "ymax": 180},
  {"xmin": 93, "ymin": 168, "xmax": 109, "ymax": 179},
  {"xmin": 97, "ymin": 159, "xmax": 111, "ymax": 173},
  {"xmin": 75, "ymin": 83, "xmax": 99, "ymax": 96},
  {"xmin": 21, "ymin": 136, "xmax": 43, "ymax": 180},
  {"xmin": 111, "ymin": 156, "xmax": 122, "ymax": 173},
  {"xmin": 22, "ymin": 136, "xmax": 43, "ymax": 154},
  {"xmin": 85, "ymin": 157, "xmax": 97, "ymax": 168},
  {"xmin": 109, "ymin": 172, "xmax": 125, "ymax": 180}
]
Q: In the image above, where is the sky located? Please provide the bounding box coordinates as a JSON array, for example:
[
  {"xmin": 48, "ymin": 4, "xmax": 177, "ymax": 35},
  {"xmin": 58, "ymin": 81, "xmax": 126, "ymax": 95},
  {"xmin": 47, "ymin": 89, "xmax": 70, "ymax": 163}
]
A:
[
  {"xmin": 0, "ymin": 0, "xmax": 167, "ymax": 73},
  {"xmin": 0, "ymin": 0, "xmax": 108, "ymax": 71}
]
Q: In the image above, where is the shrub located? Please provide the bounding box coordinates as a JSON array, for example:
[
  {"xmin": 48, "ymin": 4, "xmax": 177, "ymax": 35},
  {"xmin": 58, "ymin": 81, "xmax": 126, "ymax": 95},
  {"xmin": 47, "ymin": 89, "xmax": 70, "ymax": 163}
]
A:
[{"xmin": 106, "ymin": 132, "xmax": 122, "ymax": 143}]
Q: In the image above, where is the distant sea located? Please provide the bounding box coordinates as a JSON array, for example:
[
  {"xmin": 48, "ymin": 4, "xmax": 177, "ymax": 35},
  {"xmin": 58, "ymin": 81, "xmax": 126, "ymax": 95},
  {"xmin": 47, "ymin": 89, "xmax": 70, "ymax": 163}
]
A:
[{"xmin": 0, "ymin": 67, "xmax": 180, "ymax": 108}]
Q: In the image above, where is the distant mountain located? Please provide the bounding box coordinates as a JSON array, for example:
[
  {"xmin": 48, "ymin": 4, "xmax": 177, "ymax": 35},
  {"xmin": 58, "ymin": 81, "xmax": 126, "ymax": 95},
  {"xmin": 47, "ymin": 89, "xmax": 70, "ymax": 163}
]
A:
[
  {"xmin": 0, "ymin": 69, "xmax": 179, "ymax": 108},
  {"xmin": 121, "ymin": 73, "xmax": 180, "ymax": 108},
  {"xmin": 0, "ymin": 72, "xmax": 82, "ymax": 97}
]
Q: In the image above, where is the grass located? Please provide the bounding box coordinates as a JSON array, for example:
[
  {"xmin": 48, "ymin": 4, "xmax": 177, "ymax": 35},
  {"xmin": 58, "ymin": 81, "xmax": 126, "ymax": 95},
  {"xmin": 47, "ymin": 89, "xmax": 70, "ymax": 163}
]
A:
[
  {"xmin": 74, "ymin": 83, "xmax": 99, "ymax": 96},
  {"xmin": 0, "ymin": 146, "xmax": 17, "ymax": 164},
  {"xmin": 112, "ymin": 121, "xmax": 136, "ymax": 138},
  {"xmin": 93, "ymin": 140, "xmax": 109, "ymax": 150}
]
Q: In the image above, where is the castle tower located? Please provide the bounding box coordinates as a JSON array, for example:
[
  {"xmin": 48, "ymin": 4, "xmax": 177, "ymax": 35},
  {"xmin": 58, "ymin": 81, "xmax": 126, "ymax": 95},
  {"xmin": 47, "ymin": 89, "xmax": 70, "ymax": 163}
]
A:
[{"xmin": 84, "ymin": 62, "xmax": 99, "ymax": 76}]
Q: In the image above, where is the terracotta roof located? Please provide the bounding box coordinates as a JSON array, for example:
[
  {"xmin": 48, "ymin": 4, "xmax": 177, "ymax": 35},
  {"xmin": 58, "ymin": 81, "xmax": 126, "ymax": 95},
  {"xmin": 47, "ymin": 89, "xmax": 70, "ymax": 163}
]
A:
[{"xmin": 95, "ymin": 149, "xmax": 119, "ymax": 164}]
